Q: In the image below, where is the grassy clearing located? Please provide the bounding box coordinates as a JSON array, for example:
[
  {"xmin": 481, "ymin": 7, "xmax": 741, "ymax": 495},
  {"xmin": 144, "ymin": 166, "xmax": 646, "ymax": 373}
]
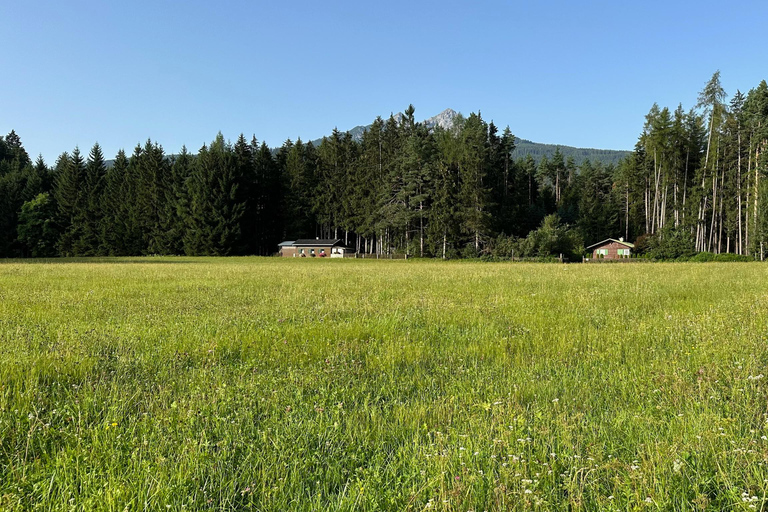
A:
[{"xmin": 1, "ymin": 258, "xmax": 768, "ymax": 510}]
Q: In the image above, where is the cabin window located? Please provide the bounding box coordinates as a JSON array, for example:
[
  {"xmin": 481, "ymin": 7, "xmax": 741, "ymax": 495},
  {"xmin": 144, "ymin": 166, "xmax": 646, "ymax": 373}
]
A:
[
  {"xmin": 596, "ymin": 249, "xmax": 608, "ymax": 257},
  {"xmin": 299, "ymin": 248, "xmax": 304, "ymax": 254}
]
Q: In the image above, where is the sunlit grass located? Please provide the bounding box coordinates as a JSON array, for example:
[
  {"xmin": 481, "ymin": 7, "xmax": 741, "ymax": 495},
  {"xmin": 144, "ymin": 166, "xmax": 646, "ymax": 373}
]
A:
[{"xmin": 1, "ymin": 258, "xmax": 768, "ymax": 510}]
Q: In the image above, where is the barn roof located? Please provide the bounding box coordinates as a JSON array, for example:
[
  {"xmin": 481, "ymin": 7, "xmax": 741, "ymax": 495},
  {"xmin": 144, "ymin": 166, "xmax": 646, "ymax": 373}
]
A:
[
  {"xmin": 585, "ymin": 238, "xmax": 635, "ymax": 250},
  {"xmin": 292, "ymin": 239, "xmax": 346, "ymax": 247},
  {"xmin": 278, "ymin": 240, "xmax": 296, "ymax": 247}
]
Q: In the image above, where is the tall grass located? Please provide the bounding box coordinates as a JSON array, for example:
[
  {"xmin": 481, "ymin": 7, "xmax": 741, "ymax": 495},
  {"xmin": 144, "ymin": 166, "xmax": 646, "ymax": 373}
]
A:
[{"xmin": 1, "ymin": 258, "xmax": 767, "ymax": 510}]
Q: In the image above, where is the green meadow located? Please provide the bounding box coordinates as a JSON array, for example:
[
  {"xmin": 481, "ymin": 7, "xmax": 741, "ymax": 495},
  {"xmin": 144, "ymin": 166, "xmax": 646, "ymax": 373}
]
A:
[{"xmin": 2, "ymin": 258, "xmax": 768, "ymax": 511}]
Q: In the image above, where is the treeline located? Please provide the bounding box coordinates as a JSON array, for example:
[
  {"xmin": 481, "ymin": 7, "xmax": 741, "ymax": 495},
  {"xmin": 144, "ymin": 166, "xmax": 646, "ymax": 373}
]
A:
[
  {"xmin": 618, "ymin": 71, "xmax": 768, "ymax": 259},
  {"xmin": 1, "ymin": 72, "xmax": 767, "ymax": 259}
]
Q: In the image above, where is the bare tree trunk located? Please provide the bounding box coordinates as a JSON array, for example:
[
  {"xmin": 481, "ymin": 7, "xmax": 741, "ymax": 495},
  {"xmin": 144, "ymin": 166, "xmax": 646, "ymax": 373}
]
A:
[
  {"xmin": 442, "ymin": 230, "xmax": 447, "ymax": 260},
  {"xmin": 405, "ymin": 222, "xmax": 409, "ymax": 257},
  {"xmin": 419, "ymin": 206, "xmax": 423, "ymax": 258},
  {"xmin": 645, "ymin": 177, "xmax": 650, "ymax": 234},
  {"xmin": 754, "ymin": 145, "xmax": 760, "ymax": 255},
  {"xmin": 696, "ymin": 166, "xmax": 708, "ymax": 252},
  {"xmin": 717, "ymin": 166, "xmax": 725, "ymax": 253},
  {"xmin": 708, "ymin": 137, "xmax": 722, "ymax": 252},
  {"xmin": 625, "ymin": 183, "xmax": 630, "ymax": 241},
  {"xmin": 707, "ymin": 169, "xmax": 717, "ymax": 252},
  {"xmin": 674, "ymin": 180, "xmax": 679, "ymax": 228},
  {"xmin": 746, "ymin": 138, "xmax": 752, "ymax": 254},
  {"xmin": 682, "ymin": 146, "xmax": 690, "ymax": 225},
  {"xmin": 651, "ymin": 150, "xmax": 660, "ymax": 234}
]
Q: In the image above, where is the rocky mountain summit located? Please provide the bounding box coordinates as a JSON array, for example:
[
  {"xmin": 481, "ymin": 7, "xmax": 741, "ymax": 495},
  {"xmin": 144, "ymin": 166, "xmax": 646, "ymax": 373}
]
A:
[{"xmin": 423, "ymin": 108, "xmax": 459, "ymax": 131}]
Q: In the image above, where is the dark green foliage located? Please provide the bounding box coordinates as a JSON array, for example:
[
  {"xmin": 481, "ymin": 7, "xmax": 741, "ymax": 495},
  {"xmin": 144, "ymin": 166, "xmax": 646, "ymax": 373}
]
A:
[
  {"xmin": 577, "ymin": 160, "xmax": 619, "ymax": 245},
  {"xmin": 17, "ymin": 192, "xmax": 59, "ymax": 257},
  {"xmin": 184, "ymin": 134, "xmax": 245, "ymax": 256},
  {"xmin": 0, "ymin": 131, "xmax": 45, "ymax": 256},
  {"xmin": 512, "ymin": 138, "xmax": 629, "ymax": 166},
  {"xmin": 519, "ymin": 214, "xmax": 583, "ymax": 260},
  {"xmin": 54, "ymin": 149, "xmax": 86, "ymax": 256},
  {"xmin": 282, "ymin": 139, "xmax": 317, "ymax": 240},
  {"xmin": 100, "ymin": 149, "xmax": 130, "ymax": 255},
  {"xmin": 253, "ymin": 140, "xmax": 283, "ymax": 254},
  {"xmin": 640, "ymin": 226, "xmax": 696, "ymax": 260},
  {"xmin": 71, "ymin": 143, "xmax": 107, "ymax": 255}
]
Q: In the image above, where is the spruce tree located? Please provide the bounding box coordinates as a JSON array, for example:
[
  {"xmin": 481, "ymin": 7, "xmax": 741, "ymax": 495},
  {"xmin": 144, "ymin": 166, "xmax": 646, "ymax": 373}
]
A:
[
  {"xmin": 54, "ymin": 149, "xmax": 86, "ymax": 256},
  {"xmin": 100, "ymin": 149, "xmax": 130, "ymax": 255},
  {"xmin": 184, "ymin": 134, "xmax": 244, "ymax": 256}
]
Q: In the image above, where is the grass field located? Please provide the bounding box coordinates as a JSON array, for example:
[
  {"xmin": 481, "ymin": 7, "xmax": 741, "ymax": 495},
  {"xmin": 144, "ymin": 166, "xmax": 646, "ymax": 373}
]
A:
[{"xmin": 2, "ymin": 258, "xmax": 768, "ymax": 510}]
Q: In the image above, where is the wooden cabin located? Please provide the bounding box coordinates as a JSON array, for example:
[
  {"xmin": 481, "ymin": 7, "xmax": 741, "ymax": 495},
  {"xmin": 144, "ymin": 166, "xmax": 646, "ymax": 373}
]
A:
[
  {"xmin": 278, "ymin": 239, "xmax": 350, "ymax": 258},
  {"xmin": 585, "ymin": 238, "xmax": 634, "ymax": 260}
]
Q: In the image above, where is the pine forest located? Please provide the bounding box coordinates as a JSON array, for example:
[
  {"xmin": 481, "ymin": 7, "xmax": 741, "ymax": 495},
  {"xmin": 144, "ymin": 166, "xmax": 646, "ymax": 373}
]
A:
[{"xmin": 2, "ymin": 72, "xmax": 768, "ymax": 261}]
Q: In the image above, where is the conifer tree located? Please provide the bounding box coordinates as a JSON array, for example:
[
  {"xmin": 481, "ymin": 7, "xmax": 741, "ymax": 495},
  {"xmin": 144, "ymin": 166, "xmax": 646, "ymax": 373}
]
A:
[
  {"xmin": 54, "ymin": 149, "xmax": 86, "ymax": 256},
  {"xmin": 100, "ymin": 149, "xmax": 129, "ymax": 255},
  {"xmin": 184, "ymin": 134, "xmax": 244, "ymax": 255},
  {"xmin": 71, "ymin": 142, "xmax": 107, "ymax": 255}
]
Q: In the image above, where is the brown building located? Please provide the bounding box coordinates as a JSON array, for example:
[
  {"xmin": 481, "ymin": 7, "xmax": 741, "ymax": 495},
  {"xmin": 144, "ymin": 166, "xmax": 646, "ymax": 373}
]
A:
[
  {"xmin": 278, "ymin": 239, "xmax": 350, "ymax": 258},
  {"xmin": 585, "ymin": 238, "xmax": 634, "ymax": 260},
  {"xmin": 278, "ymin": 241, "xmax": 296, "ymax": 257}
]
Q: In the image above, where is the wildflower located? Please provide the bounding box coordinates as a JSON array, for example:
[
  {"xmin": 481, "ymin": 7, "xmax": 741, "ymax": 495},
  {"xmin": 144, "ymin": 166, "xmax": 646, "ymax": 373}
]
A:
[{"xmin": 645, "ymin": 497, "xmax": 653, "ymax": 503}]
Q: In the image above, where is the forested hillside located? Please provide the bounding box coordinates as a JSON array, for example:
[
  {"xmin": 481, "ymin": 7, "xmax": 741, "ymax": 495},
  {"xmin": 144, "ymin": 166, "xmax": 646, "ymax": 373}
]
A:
[
  {"xmin": 512, "ymin": 139, "xmax": 628, "ymax": 166},
  {"xmin": 1, "ymin": 72, "xmax": 767, "ymax": 259}
]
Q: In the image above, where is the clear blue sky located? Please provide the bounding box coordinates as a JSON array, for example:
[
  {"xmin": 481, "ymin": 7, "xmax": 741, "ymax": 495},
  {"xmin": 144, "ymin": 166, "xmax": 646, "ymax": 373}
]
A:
[{"xmin": 2, "ymin": 1, "xmax": 767, "ymax": 164}]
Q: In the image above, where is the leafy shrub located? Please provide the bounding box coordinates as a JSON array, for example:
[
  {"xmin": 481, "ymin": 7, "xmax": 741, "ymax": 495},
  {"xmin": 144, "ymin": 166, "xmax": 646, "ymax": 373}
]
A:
[
  {"xmin": 642, "ymin": 226, "xmax": 696, "ymax": 260},
  {"xmin": 520, "ymin": 214, "xmax": 583, "ymax": 261}
]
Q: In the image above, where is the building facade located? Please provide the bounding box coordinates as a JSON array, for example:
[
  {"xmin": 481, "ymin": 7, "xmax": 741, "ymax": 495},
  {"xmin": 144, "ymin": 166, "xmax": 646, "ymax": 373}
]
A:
[
  {"xmin": 585, "ymin": 238, "xmax": 634, "ymax": 260},
  {"xmin": 277, "ymin": 239, "xmax": 350, "ymax": 258}
]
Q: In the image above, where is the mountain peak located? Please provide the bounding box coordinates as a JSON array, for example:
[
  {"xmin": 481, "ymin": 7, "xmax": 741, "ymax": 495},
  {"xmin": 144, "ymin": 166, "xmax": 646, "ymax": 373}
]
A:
[{"xmin": 424, "ymin": 108, "xmax": 460, "ymax": 131}]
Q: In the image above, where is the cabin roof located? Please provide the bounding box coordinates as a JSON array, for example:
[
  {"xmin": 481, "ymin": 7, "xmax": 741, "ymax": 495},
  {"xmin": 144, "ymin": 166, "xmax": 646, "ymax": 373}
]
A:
[
  {"xmin": 585, "ymin": 238, "xmax": 635, "ymax": 250},
  {"xmin": 292, "ymin": 239, "xmax": 346, "ymax": 247}
]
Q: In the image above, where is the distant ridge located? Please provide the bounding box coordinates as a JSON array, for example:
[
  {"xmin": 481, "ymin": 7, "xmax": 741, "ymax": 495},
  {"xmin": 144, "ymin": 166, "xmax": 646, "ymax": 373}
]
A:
[
  {"xmin": 310, "ymin": 108, "xmax": 629, "ymax": 166},
  {"xmin": 513, "ymin": 139, "xmax": 629, "ymax": 166}
]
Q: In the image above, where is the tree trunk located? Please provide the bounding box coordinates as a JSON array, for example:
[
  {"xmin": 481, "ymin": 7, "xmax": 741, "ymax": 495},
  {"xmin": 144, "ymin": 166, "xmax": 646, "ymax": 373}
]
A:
[
  {"xmin": 625, "ymin": 183, "xmax": 630, "ymax": 241},
  {"xmin": 419, "ymin": 201, "xmax": 424, "ymax": 258},
  {"xmin": 754, "ymin": 145, "xmax": 760, "ymax": 255},
  {"xmin": 442, "ymin": 230, "xmax": 447, "ymax": 260},
  {"xmin": 738, "ymin": 128, "xmax": 743, "ymax": 254}
]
